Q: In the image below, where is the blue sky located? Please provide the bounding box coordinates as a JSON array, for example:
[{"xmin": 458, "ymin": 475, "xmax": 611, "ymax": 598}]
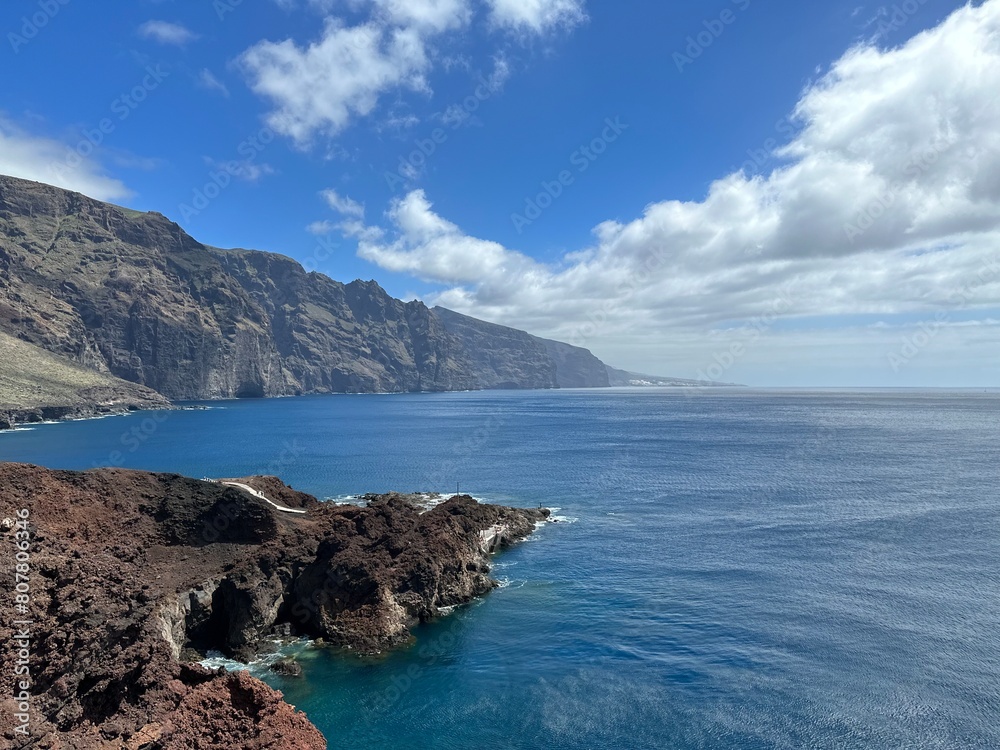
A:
[{"xmin": 2, "ymin": 0, "xmax": 999, "ymax": 386}]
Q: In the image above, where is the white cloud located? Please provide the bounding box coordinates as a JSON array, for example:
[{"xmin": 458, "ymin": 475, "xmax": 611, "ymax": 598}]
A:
[
  {"xmin": 240, "ymin": 0, "xmax": 572, "ymax": 143},
  {"xmin": 138, "ymin": 20, "xmax": 198, "ymax": 46},
  {"xmin": 197, "ymin": 69, "xmax": 230, "ymax": 97},
  {"xmin": 239, "ymin": 20, "xmax": 433, "ymax": 143},
  {"xmin": 373, "ymin": 0, "xmax": 472, "ymax": 32},
  {"xmin": 310, "ymin": 189, "xmax": 366, "ymax": 237},
  {"xmin": 485, "ymin": 0, "xmax": 587, "ymax": 33},
  {"xmin": 0, "ymin": 120, "xmax": 131, "ymax": 202},
  {"xmin": 359, "ymin": 190, "xmax": 536, "ymax": 283},
  {"xmin": 204, "ymin": 156, "xmax": 275, "ymax": 183},
  {"xmin": 307, "ymin": 220, "xmax": 336, "ymax": 234},
  {"xmin": 353, "ymin": 1, "xmax": 1000, "ymax": 384},
  {"xmin": 321, "ymin": 188, "xmax": 365, "ymax": 218}
]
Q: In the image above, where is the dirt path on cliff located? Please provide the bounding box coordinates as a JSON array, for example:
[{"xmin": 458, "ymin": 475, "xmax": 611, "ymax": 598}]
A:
[{"xmin": 218, "ymin": 481, "xmax": 309, "ymax": 514}]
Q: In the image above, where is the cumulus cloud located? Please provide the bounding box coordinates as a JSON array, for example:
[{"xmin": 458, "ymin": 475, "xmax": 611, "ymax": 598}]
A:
[
  {"xmin": 240, "ymin": 0, "xmax": 583, "ymax": 143},
  {"xmin": 239, "ymin": 20, "xmax": 433, "ymax": 143},
  {"xmin": 485, "ymin": 0, "xmax": 587, "ymax": 33},
  {"xmin": 138, "ymin": 20, "xmax": 198, "ymax": 46},
  {"xmin": 359, "ymin": 190, "xmax": 539, "ymax": 283},
  {"xmin": 372, "ymin": 0, "xmax": 472, "ymax": 32},
  {"xmin": 353, "ymin": 1, "xmax": 1000, "ymax": 383},
  {"xmin": 0, "ymin": 121, "xmax": 131, "ymax": 201}
]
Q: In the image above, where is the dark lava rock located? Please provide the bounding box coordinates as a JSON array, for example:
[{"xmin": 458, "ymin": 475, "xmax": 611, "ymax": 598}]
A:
[
  {"xmin": 270, "ymin": 657, "xmax": 303, "ymax": 678},
  {"xmin": 0, "ymin": 463, "xmax": 548, "ymax": 748}
]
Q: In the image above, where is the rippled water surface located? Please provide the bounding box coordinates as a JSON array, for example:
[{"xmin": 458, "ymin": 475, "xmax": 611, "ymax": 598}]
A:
[{"xmin": 4, "ymin": 389, "xmax": 1000, "ymax": 748}]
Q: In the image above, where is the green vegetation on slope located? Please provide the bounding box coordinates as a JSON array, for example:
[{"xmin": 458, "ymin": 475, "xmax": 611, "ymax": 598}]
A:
[{"xmin": 0, "ymin": 331, "xmax": 168, "ymax": 425}]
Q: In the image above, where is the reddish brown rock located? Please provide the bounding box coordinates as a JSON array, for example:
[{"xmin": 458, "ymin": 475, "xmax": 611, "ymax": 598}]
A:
[{"xmin": 0, "ymin": 464, "xmax": 547, "ymax": 748}]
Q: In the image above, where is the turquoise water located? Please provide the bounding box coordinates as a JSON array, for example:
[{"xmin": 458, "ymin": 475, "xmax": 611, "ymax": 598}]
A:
[{"xmin": 3, "ymin": 389, "xmax": 1000, "ymax": 748}]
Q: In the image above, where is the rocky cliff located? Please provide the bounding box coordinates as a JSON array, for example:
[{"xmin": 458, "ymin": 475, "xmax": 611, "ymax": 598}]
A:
[
  {"xmin": 208, "ymin": 248, "xmax": 480, "ymax": 394},
  {"xmin": 0, "ymin": 331, "xmax": 170, "ymax": 429},
  {"xmin": 0, "ymin": 174, "xmax": 615, "ymax": 404},
  {"xmin": 0, "ymin": 175, "xmax": 284, "ymax": 400},
  {"xmin": 428, "ymin": 306, "xmax": 558, "ymax": 389},
  {"xmin": 431, "ymin": 307, "xmax": 610, "ymax": 389},
  {"xmin": 0, "ymin": 463, "xmax": 547, "ymax": 748},
  {"xmin": 533, "ymin": 336, "xmax": 611, "ymax": 389}
]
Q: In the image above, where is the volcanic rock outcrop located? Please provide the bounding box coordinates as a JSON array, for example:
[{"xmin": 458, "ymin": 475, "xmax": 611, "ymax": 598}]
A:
[{"xmin": 0, "ymin": 464, "xmax": 547, "ymax": 748}]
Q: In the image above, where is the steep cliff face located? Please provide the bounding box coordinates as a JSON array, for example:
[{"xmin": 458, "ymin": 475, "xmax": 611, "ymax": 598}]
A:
[
  {"xmin": 533, "ymin": 337, "xmax": 611, "ymax": 389},
  {"xmin": 0, "ymin": 175, "xmax": 617, "ymax": 401},
  {"xmin": 209, "ymin": 248, "xmax": 479, "ymax": 393},
  {"xmin": 0, "ymin": 176, "xmax": 284, "ymax": 400},
  {"xmin": 428, "ymin": 306, "xmax": 556, "ymax": 389},
  {"xmin": 431, "ymin": 307, "xmax": 611, "ymax": 389},
  {"xmin": 0, "ymin": 331, "xmax": 170, "ymax": 429}
]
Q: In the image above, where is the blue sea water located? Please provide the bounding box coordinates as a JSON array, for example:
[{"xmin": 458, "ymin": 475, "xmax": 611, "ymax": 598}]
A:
[{"xmin": 3, "ymin": 388, "xmax": 1000, "ymax": 749}]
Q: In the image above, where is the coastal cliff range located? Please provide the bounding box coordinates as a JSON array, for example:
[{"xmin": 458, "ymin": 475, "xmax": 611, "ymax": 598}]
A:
[
  {"xmin": 0, "ymin": 463, "xmax": 547, "ymax": 748},
  {"xmin": 0, "ymin": 174, "xmax": 623, "ymax": 406}
]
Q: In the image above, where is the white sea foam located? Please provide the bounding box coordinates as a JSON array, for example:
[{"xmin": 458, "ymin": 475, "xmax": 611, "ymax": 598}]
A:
[
  {"xmin": 495, "ymin": 577, "xmax": 526, "ymax": 590},
  {"xmin": 5, "ymin": 409, "xmax": 153, "ymax": 432},
  {"xmin": 324, "ymin": 491, "xmax": 487, "ymax": 512},
  {"xmin": 199, "ymin": 651, "xmax": 252, "ymax": 673},
  {"xmin": 71, "ymin": 411, "xmax": 129, "ymax": 422},
  {"xmin": 540, "ymin": 507, "xmax": 578, "ymax": 524},
  {"xmin": 326, "ymin": 494, "xmax": 364, "ymax": 506},
  {"xmin": 198, "ymin": 638, "xmax": 313, "ymax": 674}
]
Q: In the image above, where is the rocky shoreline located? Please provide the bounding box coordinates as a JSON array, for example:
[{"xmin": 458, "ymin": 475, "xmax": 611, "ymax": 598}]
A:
[
  {"xmin": 0, "ymin": 400, "xmax": 165, "ymax": 432},
  {"xmin": 0, "ymin": 331, "xmax": 174, "ymax": 432},
  {"xmin": 0, "ymin": 465, "xmax": 548, "ymax": 748}
]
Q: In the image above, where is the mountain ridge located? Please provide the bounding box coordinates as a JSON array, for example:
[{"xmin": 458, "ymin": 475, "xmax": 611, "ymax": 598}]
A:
[{"xmin": 0, "ymin": 174, "xmax": 722, "ymax": 415}]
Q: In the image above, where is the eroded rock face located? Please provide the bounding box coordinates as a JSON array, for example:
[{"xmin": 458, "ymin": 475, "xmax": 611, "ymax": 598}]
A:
[
  {"xmin": 0, "ymin": 331, "xmax": 171, "ymax": 430},
  {"xmin": 431, "ymin": 307, "xmax": 611, "ymax": 389},
  {"xmin": 534, "ymin": 337, "xmax": 611, "ymax": 389},
  {"xmin": 0, "ymin": 174, "xmax": 611, "ymax": 402},
  {"xmin": 209, "ymin": 250, "xmax": 482, "ymax": 395},
  {"xmin": 0, "ymin": 177, "xmax": 284, "ymax": 401},
  {"xmin": 287, "ymin": 494, "xmax": 547, "ymax": 652},
  {"xmin": 0, "ymin": 464, "xmax": 548, "ymax": 748}
]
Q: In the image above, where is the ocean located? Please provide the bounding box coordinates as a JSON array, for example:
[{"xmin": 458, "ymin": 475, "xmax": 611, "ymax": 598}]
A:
[{"xmin": 3, "ymin": 388, "xmax": 999, "ymax": 749}]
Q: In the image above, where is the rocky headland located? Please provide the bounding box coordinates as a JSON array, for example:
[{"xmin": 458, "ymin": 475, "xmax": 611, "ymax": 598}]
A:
[{"xmin": 0, "ymin": 464, "xmax": 548, "ymax": 748}]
